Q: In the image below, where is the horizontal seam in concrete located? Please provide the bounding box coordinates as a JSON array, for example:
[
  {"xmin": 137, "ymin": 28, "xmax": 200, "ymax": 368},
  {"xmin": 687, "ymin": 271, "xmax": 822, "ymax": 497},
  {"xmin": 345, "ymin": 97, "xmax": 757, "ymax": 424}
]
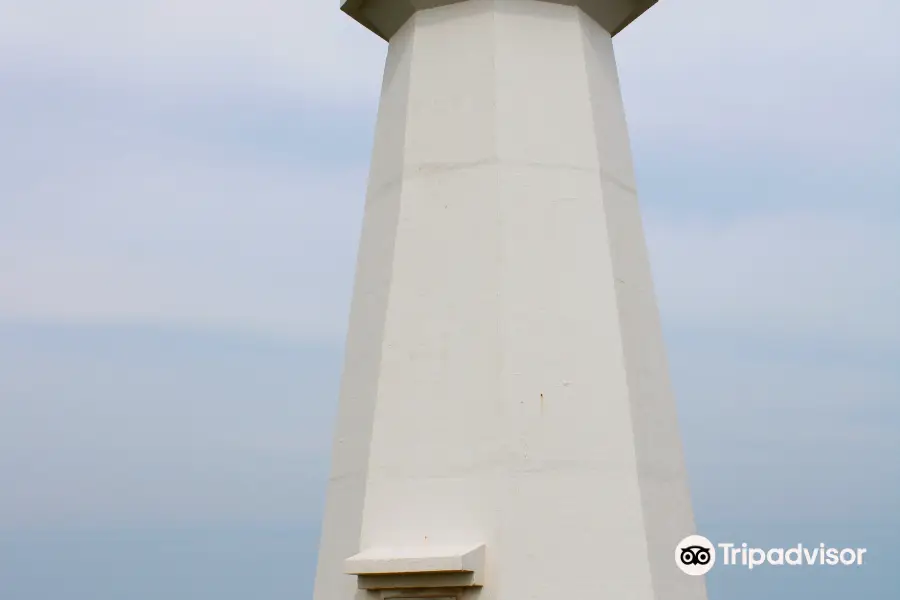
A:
[
  {"xmin": 370, "ymin": 167, "xmax": 636, "ymax": 195},
  {"xmin": 599, "ymin": 169, "xmax": 638, "ymax": 194},
  {"xmin": 328, "ymin": 471, "xmax": 369, "ymax": 482},
  {"xmin": 367, "ymin": 162, "xmax": 640, "ymax": 198},
  {"xmin": 367, "ymin": 459, "xmax": 645, "ymax": 478},
  {"xmin": 407, "ymin": 159, "xmax": 598, "ymax": 175}
]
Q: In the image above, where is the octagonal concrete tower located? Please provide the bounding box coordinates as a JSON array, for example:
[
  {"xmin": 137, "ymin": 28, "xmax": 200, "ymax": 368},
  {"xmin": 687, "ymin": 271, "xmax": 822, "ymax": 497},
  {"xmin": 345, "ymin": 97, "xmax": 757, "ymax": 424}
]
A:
[{"xmin": 313, "ymin": 1, "xmax": 708, "ymax": 599}]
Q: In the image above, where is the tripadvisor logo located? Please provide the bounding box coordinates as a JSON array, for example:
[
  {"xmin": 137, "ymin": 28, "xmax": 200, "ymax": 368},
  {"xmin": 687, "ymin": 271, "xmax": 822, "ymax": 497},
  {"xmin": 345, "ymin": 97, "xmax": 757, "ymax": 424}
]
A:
[
  {"xmin": 676, "ymin": 535, "xmax": 716, "ymax": 576},
  {"xmin": 675, "ymin": 535, "xmax": 867, "ymax": 575}
]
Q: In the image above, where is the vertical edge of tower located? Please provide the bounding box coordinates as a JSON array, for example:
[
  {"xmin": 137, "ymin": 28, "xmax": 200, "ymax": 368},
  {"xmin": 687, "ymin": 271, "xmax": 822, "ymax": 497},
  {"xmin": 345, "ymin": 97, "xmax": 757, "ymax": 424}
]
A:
[{"xmin": 310, "ymin": 16, "xmax": 419, "ymax": 600}]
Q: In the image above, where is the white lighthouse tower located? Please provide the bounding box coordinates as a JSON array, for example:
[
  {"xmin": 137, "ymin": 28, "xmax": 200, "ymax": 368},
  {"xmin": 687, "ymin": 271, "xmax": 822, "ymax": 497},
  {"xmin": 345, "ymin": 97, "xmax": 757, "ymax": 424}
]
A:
[{"xmin": 312, "ymin": 1, "xmax": 708, "ymax": 599}]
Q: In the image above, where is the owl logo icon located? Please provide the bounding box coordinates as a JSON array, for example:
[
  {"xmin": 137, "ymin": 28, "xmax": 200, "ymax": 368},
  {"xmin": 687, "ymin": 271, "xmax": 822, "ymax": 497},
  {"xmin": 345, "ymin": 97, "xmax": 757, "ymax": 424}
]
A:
[{"xmin": 676, "ymin": 535, "xmax": 716, "ymax": 576}]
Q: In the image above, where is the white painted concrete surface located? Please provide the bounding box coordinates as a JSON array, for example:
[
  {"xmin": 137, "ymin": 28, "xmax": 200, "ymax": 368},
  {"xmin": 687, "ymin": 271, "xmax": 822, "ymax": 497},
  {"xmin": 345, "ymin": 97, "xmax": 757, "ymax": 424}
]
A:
[{"xmin": 313, "ymin": 1, "xmax": 707, "ymax": 599}]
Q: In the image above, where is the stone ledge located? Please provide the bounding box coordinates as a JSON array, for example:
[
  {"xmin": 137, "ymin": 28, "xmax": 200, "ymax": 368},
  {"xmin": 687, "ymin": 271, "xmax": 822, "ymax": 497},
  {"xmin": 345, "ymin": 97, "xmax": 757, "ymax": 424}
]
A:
[{"xmin": 345, "ymin": 544, "xmax": 486, "ymax": 589}]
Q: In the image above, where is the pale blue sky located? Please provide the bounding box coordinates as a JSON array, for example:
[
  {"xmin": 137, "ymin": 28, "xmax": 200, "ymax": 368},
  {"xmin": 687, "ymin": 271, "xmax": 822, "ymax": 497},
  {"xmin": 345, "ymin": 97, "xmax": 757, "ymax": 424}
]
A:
[{"xmin": 0, "ymin": 0, "xmax": 898, "ymax": 598}]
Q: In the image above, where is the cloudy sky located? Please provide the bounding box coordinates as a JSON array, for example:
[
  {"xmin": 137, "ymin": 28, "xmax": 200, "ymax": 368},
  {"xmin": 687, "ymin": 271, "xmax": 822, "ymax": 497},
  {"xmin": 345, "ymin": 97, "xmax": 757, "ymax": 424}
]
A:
[{"xmin": 0, "ymin": 0, "xmax": 898, "ymax": 598}]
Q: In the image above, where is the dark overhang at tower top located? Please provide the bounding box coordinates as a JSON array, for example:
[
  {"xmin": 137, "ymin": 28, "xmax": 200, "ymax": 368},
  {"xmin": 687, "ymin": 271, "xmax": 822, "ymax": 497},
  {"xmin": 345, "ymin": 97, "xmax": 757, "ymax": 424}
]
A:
[{"xmin": 341, "ymin": 0, "xmax": 659, "ymax": 41}]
